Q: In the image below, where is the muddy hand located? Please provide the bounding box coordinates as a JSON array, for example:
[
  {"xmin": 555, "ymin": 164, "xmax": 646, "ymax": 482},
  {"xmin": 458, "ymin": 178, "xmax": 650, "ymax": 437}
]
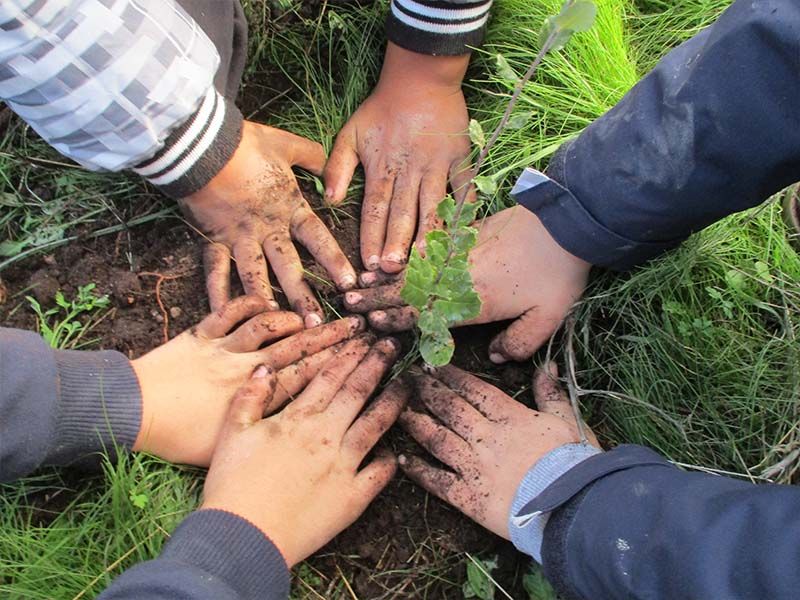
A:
[
  {"xmin": 344, "ymin": 205, "xmax": 591, "ymax": 363},
  {"xmin": 131, "ymin": 296, "xmax": 365, "ymax": 466},
  {"xmin": 399, "ymin": 363, "xmax": 599, "ymax": 539},
  {"xmin": 324, "ymin": 43, "xmax": 473, "ymax": 274},
  {"xmin": 180, "ymin": 121, "xmax": 357, "ymax": 328},
  {"xmin": 201, "ymin": 335, "xmax": 409, "ymax": 567}
]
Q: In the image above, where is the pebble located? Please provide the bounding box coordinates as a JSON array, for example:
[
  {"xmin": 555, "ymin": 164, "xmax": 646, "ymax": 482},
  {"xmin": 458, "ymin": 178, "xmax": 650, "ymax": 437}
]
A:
[{"xmin": 169, "ymin": 306, "xmax": 182, "ymax": 318}]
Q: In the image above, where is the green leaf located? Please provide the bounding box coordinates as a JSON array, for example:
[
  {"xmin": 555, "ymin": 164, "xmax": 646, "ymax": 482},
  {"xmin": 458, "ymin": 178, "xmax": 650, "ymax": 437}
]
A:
[
  {"xmin": 129, "ymin": 493, "xmax": 148, "ymax": 509},
  {"xmin": 473, "ymin": 175, "xmax": 497, "ymax": 196},
  {"xmin": 313, "ymin": 176, "xmax": 325, "ymax": 197},
  {"xmin": 754, "ymin": 260, "xmax": 774, "ymax": 284},
  {"xmin": 0, "ymin": 239, "xmax": 27, "ymax": 257},
  {"xmin": 469, "ymin": 119, "xmax": 486, "ymax": 149},
  {"xmin": 508, "ymin": 111, "xmax": 534, "ymax": 129},
  {"xmin": 436, "ymin": 196, "xmax": 457, "ymax": 225},
  {"xmin": 522, "ymin": 565, "xmax": 557, "ymax": 600},
  {"xmin": 0, "ymin": 192, "xmax": 22, "ymax": 207},
  {"xmin": 539, "ymin": 1, "xmax": 597, "ymax": 51},
  {"xmin": 463, "ymin": 557, "xmax": 498, "ymax": 600},
  {"xmin": 402, "ymin": 247, "xmax": 437, "ymax": 310},
  {"xmin": 418, "ymin": 311, "xmax": 454, "ymax": 366},
  {"xmin": 495, "ymin": 53, "xmax": 516, "ymax": 81}
]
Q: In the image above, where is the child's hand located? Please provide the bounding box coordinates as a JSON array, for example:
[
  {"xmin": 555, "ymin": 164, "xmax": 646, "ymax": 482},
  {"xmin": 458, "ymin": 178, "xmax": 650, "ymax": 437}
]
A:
[
  {"xmin": 200, "ymin": 335, "xmax": 408, "ymax": 566},
  {"xmin": 399, "ymin": 363, "xmax": 599, "ymax": 539},
  {"xmin": 131, "ymin": 296, "xmax": 365, "ymax": 466},
  {"xmin": 181, "ymin": 121, "xmax": 358, "ymax": 327}
]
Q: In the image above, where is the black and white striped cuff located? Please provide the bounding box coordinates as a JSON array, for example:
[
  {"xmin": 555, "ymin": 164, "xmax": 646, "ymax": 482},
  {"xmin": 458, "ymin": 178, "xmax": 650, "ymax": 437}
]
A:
[
  {"xmin": 133, "ymin": 88, "xmax": 244, "ymax": 199},
  {"xmin": 386, "ymin": 0, "xmax": 493, "ymax": 55}
]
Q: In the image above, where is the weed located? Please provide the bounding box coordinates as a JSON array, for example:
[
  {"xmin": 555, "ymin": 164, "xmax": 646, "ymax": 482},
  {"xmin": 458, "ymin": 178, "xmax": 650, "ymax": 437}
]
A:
[{"xmin": 26, "ymin": 283, "xmax": 111, "ymax": 350}]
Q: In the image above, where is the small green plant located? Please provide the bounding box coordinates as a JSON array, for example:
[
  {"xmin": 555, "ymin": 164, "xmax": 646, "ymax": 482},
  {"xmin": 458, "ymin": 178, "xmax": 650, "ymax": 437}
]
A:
[
  {"xmin": 27, "ymin": 283, "xmax": 111, "ymax": 349},
  {"xmin": 523, "ymin": 564, "xmax": 557, "ymax": 600},
  {"xmin": 402, "ymin": 0, "xmax": 597, "ymax": 365},
  {"xmin": 462, "ymin": 554, "xmax": 499, "ymax": 600}
]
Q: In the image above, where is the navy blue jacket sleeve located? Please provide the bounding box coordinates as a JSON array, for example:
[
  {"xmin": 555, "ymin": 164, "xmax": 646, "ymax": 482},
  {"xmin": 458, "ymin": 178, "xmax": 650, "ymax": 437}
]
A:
[
  {"xmin": 98, "ymin": 510, "xmax": 291, "ymax": 600},
  {"xmin": 537, "ymin": 446, "xmax": 800, "ymax": 600},
  {"xmin": 515, "ymin": 0, "xmax": 800, "ymax": 270}
]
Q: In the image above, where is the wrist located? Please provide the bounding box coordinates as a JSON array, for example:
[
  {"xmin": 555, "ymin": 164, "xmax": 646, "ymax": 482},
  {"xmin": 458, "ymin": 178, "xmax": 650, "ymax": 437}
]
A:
[{"xmin": 376, "ymin": 42, "xmax": 469, "ymax": 94}]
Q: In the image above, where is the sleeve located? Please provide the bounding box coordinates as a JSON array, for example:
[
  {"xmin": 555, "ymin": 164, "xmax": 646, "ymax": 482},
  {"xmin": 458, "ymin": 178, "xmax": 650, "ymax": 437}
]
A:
[
  {"xmin": 0, "ymin": 327, "xmax": 141, "ymax": 482},
  {"xmin": 0, "ymin": 0, "xmax": 243, "ymax": 199},
  {"xmin": 385, "ymin": 0, "xmax": 493, "ymax": 56},
  {"xmin": 98, "ymin": 510, "xmax": 291, "ymax": 600},
  {"xmin": 512, "ymin": 445, "xmax": 800, "ymax": 600},
  {"xmin": 512, "ymin": 0, "xmax": 800, "ymax": 270}
]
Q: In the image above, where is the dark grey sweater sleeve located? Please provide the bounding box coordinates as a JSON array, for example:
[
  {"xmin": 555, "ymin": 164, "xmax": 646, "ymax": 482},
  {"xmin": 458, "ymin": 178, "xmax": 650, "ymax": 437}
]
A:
[
  {"xmin": 0, "ymin": 327, "xmax": 141, "ymax": 482},
  {"xmin": 514, "ymin": 0, "xmax": 800, "ymax": 270}
]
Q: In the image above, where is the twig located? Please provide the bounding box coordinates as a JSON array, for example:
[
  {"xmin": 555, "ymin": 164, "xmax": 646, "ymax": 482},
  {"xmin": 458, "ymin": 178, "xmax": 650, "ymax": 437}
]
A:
[{"xmin": 563, "ymin": 314, "xmax": 589, "ymax": 444}]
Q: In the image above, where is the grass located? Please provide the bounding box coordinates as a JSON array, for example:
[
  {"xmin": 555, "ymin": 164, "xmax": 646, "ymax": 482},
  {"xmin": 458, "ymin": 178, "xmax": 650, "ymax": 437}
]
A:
[{"xmin": 3, "ymin": 0, "xmax": 799, "ymax": 598}]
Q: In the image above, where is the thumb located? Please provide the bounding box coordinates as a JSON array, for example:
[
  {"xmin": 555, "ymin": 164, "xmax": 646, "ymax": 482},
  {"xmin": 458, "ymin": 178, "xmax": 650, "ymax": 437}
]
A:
[
  {"xmin": 282, "ymin": 131, "xmax": 326, "ymax": 175},
  {"xmin": 223, "ymin": 364, "xmax": 277, "ymax": 433},
  {"xmin": 488, "ymin": 306, "xmax": 562, "ymax": 364},
  {"xmin": 323, "ymin": 130, "xmax": 359, "ymax": 205}
]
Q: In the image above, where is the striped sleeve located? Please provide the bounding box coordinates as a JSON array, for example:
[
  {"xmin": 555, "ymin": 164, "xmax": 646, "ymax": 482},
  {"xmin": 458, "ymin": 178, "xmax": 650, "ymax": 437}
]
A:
[
  {"xmin": 0, "ymin": 0, "xmax": 243, "ymax": 199},
  {"xmin": 386, "ymin": 0, "xmax": 494, "ymax": 55}
]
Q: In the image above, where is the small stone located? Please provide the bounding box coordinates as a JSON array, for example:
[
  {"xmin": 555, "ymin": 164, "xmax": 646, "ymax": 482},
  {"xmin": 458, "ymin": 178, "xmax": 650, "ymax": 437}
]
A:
[{"xmin": 169, "ymin": 306, "xmax": 182, "ymax": 318}]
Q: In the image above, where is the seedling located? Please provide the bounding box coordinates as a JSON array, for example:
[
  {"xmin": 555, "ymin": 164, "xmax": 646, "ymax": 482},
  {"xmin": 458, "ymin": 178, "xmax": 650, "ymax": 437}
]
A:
[
  {"xmin": 402, "ymin": 0, "xmax": 597, "ymax": 365},
  {"xmin": 27, "ymin": 283, "xmax": 111, "ymax": 349}
]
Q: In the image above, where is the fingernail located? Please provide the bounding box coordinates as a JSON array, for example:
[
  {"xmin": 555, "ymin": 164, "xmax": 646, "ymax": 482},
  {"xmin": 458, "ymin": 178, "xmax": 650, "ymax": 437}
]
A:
[
  {"xmin": 366, "ymin": 255, "xmax": 380, "ymax": 271},
  {"xmin": 252, "ymin": 364, "xmax": 270, "ymax": 379},
  {"xmin": 325, "ymin": 188, "xmax": 334, "ymax": 202},
  {"xmin": 266, "ymin": 300, "xmax": 280, "ymax": 310},
  {"xmin": 489, "ymin": 352, "xmax": 507, "ymax": 364},
  {"xmin": 347, "ymin": 315, "xmax": 366, "ymax": 330},
  {"xmin": 398, "ymin": 454, "xmax": 408, "ymax": 466},
  {"xmin": 384, "ymin": 252, "xmax": 404, "ymax": 266},
  {"xmin": 305, "ymin": 313, "xmax": 323, "ymax": 328},
  {"xmin": 370, "ymin": 310, "xmax": 385, "ymax": 322},
  {"xmin": 345, "ymin": 291, "xmax": 362, "ymax": 305},
  {"xmin": 422, "ymin": 364, "xmax": 437, "ymax": 375},
  {"xmin": 340, "ymin": 274, "xmax": 356, "ymax": 290},
  {"xmin": 359, "ymin": 272, "xmax": 376, "ymax": 286}
]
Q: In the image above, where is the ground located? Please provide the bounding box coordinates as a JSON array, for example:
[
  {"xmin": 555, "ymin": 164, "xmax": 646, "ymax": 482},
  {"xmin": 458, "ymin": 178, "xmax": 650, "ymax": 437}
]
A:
[{"xmin": 1, "ymin": 0, "xmax": 799, "ymax": 599}]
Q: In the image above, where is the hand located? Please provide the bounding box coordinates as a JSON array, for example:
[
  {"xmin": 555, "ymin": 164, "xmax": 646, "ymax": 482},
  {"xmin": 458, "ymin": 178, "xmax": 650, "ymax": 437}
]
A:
[
  {"xmin": 200, "ymin": 335, "xmax": 409, "ymax": 566},
  {"xmin": 343, "ymin": 205, "xmax": 591, "ymax": 363},
  {"xmin": 180, "ymin": 121, "xmax": 357, "ymax": 327},
  {"xmin": 399, "ymin": 363, "xmax": 599, "ymax": 539},
  {"xmin": 325, "ymin": 43, "xmax": 473, "ymax": 274},
  {"xmin": 131, "ymin": 295, "xmax": 365, "ymax": 466}
]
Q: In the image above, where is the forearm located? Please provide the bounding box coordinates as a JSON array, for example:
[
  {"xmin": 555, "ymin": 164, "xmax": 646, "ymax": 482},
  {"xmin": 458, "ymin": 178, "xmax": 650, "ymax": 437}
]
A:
[
  {"xmin": 0, "ymin": 328, "xmax": 140, "ymax": 482},
  {"xmin": 386, "ymin": 0, "xmax": 492, "ymax": 56},
  {"xmin": 99, "ymin": 510, "xmax": 290, "ymax": 600},
  {"xmin": 514, "ymin": 0, "xmax": 800, "ymax": 270},
  {"xmin": 0, "ymin": 0, "xmax": 243, "ymax": 198},
  {"xmin": 510, "ymin": 445, "xmax": 800, "ymax": 599}
]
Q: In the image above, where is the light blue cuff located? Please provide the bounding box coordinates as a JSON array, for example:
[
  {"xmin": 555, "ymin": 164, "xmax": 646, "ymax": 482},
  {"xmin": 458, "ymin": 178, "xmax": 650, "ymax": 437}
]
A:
[
  {"xmin": 511, "ymin": 167, "xmax": 551, "ymax": 197},
  {"xmin": 508, "ymin": 443, "xmax": 602, "ymax": 563}
]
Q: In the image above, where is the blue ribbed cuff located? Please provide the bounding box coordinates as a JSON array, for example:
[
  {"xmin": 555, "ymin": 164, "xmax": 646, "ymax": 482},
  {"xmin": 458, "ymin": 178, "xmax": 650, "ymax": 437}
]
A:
[{"xmin": 509, "ymin": 443, "xmax": 602, "ymax": 563}]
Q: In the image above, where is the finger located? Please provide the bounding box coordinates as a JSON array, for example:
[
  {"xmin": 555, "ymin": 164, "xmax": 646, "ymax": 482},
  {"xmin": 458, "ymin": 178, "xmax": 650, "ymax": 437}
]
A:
[
  {"xmin": 203, "ymin": 243, "xmax": 232, "ymax": 312},
  {"xmin": 222, "ymin": 311, "xmax": 304, "ymax": 353},
  {"xmin": 368, "ymin": 307, "xmax": 418, "ymax": 333},
  {"xmin": 415, "ymin": 171, "xmax": 448, "ymax": 250},
  {"xmin": 324, "ymin": 131, "xmax": 359, "ymax": 205},
  {"xmin": 258, "ymin": 315, "xmax": 365, "ymax": 369},
  {"xmin": 287, "ymin": 333, "xmax": 375, "ymax": 414},
  {"xmin": 196, "ymin": 295, "xmax": 272, "ymax": 338},
  {"xmin": 358, "ymin": 270, "xmax": 402, "ymax": 288},
  {"xmin": 343, "ymin": 379, "xmax": 410, "ymax": 464},
  {"xmin": 221, "ymin": 365, "xmax": 277, "ymax": 434},
  {"xmin": 449, "ymin": 160, "xmax": 477, "ymax": 206},
  {"xmin": 354, "ymin": 450, "xmax": 397, "ymax": 504},
  {"xmin": 291, "ymin": 210, "xmax": 357, "ymax": 290},
  {"xmin": 262, "ymin": 233, "xmax": 323, "ymax": 328},
  {"xmin": 283, "ymin": 130, "xmax": 326, "ymax": 175},
  {"xmin": 399, "ymin": 408, "xmax": 473, "ymax": 469},
  {"xmin": 361, "ymin": 171, "xmax": 394, "ymax": 271},
  {"xmin": 268, "ymin": 344, "xmax": 343, "ymax": 413},
  {"xmin": 398, "ymin": 454, "xmax": 470, "ymax": 510},
  {"xmin": 488, "ymin": 306, "xmax": 564, "ymax": 363},
  {"xmin": 424, "ymin": 364, "xmax": 515, "ymax": 421},
  {"xmin": 343, "ymin": 281, "xmax": 404, "ymax": 312},
  {"xmin": 380, "ymin": 174, "xmax": 420, "ymax": 273},
  {"xmin": 233, "ymin": 239, "xmax": 276, "ymax": 308},
  {"xmin": 412, "ymin": 373, "xmax": 489, "ymax": 442},
  {"xmin": 533, "ymin": 362, "xmax": 571, "ymax": 420},
  {"xmin": 328, "ymin": 337, "xmax": 400, "ymax": 428}
]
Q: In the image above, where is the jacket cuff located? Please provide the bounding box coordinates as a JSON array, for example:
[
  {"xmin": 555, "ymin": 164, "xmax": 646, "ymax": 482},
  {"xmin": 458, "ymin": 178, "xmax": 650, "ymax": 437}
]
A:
[
  {"xmin": 132, "ymin": 88, "xmax": 244, "ymax": 199},
  {"xmin": 509, "ymin": 443, "xmax": 602, "ymax": 563},
  {"xmin": 512, "ymin": 148, "xmax": 686, "ymax": 271},
  {"xmin": 45, "ymin": 348, "xmax": 142, "ymax": 467},
  {"xmin": 162, "ymin": 510, "xmax": 291, "ymax": 600},
  {"xmin": 386, "ymin": 0, "xmax": 493, "ymax": 56}
]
